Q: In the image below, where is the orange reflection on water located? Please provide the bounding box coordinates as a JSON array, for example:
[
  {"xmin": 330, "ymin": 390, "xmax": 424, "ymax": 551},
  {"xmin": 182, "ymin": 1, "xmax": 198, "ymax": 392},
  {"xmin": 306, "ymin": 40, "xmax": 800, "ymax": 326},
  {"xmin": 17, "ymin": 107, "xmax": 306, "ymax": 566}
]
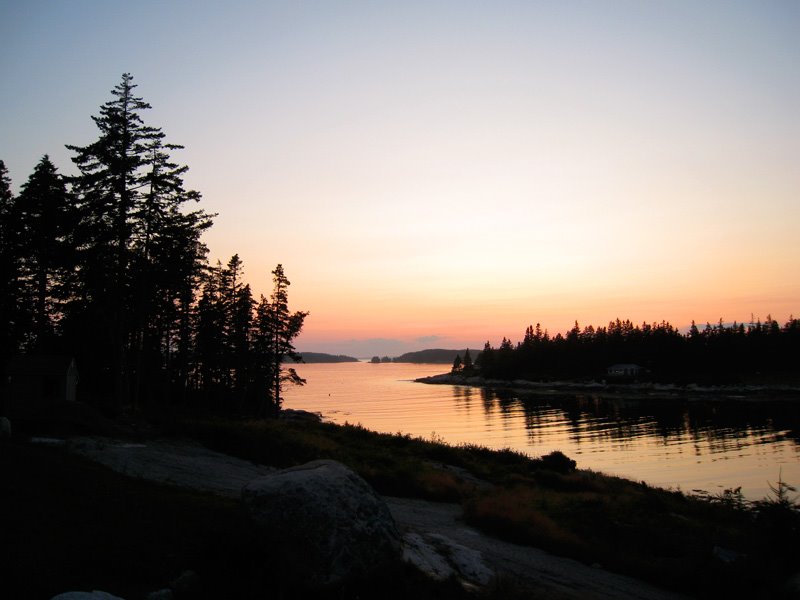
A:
[{"xmin": 283, "ymin": 362, "xmax": 800, "ymax": 500}]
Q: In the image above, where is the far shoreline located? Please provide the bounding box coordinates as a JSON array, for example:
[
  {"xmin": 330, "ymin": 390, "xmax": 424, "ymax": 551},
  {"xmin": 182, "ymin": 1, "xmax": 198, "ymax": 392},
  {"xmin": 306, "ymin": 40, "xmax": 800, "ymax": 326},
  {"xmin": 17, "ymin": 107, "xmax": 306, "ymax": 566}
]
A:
[{"xmin": 415, "ymin": 372, "xmax": 800, "ymax": 402}]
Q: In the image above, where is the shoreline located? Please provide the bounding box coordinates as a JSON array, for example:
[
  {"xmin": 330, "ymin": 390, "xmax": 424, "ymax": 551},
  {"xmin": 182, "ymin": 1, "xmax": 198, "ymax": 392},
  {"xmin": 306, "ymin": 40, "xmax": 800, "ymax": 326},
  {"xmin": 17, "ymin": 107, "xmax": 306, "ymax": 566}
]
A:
[
  {"xmin": 415, "ymin": 373, "xmax": 800, "ymax": 401},
  {"xmin": 8, "ymin": 407, "xmax": 799, "ymax": 598}
]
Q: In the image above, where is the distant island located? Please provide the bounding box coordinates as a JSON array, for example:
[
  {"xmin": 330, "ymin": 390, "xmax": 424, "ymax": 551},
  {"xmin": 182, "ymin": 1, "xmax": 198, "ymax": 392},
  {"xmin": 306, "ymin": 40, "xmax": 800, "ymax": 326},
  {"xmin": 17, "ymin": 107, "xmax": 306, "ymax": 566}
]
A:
[
  {"xmin": 448, "ymin": 319, "xmax": 800, "ymax": 386},
  {"xmin": 298, "ymin": 352, "xmax": 359, "ymax": 363},
  {"xmin": 391, "ymin": 349, "xmax": 481, "ymax": 364}
]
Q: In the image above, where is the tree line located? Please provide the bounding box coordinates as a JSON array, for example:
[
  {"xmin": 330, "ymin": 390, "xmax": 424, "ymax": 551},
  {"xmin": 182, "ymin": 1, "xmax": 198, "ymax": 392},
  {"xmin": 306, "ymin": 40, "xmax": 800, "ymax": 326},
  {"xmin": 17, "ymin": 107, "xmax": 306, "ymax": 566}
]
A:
[
  {"xmin": 0, "ymin": 74, "xmax": 306, "ymax": 416},
  {"xmin": 472, "ymin": 317, "xmax": 800, "ymax": 384}
]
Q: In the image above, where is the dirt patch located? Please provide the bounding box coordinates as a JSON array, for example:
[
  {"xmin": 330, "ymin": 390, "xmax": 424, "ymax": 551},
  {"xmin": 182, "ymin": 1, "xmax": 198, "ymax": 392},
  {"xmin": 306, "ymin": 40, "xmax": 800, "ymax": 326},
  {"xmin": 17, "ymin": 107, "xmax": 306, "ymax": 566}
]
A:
[{"xmin": 386, "ymin": 496, "xmax": 686, "ymax": 600}]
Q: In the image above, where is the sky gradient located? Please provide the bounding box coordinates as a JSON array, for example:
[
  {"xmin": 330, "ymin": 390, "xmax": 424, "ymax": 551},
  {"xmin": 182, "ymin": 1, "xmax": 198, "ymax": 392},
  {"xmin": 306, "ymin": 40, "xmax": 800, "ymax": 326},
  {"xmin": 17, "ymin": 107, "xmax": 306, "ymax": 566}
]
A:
[{"xmin": 2, "ymin": 1, "xmax": 798, "ymax": 357}]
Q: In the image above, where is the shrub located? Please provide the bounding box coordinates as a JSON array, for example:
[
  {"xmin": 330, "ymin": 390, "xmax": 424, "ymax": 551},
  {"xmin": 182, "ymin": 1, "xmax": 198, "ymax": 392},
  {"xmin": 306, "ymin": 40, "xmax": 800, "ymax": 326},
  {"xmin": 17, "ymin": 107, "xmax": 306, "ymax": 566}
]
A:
[{"xmin": 537, "ymin": 450, "xmax": 576, "ymax": 474}]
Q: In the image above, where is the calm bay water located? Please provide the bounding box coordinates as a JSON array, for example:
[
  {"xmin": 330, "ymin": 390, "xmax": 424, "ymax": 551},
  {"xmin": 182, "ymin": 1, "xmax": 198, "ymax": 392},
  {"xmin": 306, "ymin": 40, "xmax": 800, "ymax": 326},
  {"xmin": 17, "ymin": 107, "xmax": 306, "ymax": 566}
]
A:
[{"xmin": 282, "ymin": 362, "xmax": 800, "ymax": 500}]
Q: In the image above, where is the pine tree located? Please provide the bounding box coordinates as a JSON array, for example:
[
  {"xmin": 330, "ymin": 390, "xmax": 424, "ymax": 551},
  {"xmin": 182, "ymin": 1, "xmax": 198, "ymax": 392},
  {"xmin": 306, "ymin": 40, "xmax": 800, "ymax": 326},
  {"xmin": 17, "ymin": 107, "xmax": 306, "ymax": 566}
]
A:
[
  {"xmin": 253, "ymin": 264, "xmax": 308, "ymax": 416},
  {"xmin": 15, "ymin": 156, "xmax": 77, "ymax": 351},
  {"xmin": 130, "ymin": 134, "xmax": 211, "ymax": 406},
  {"xmin": 251, "ymin": 293, "xmax": 275, "ymax": 416},
  {"xmin": 462, "ymin": 348, "xmax": 474, "ymax": 373},
  {"xmin": 476, "ymin": 341, "xmax": 494, "ymax": 378},
  {"xmin": 66, "ymin": 73, "xmax": 212, "ymax": 409},
  {"xmin": 194, "ymin": 261, "xmax": 227, "ymax": 402},
  {"xmin": 222, "ymin": 255, "xmax": 254, "ymax": 402},
  {"xmin": 0, "ymin": 160, "xmax": 20, "ymax": 363}
]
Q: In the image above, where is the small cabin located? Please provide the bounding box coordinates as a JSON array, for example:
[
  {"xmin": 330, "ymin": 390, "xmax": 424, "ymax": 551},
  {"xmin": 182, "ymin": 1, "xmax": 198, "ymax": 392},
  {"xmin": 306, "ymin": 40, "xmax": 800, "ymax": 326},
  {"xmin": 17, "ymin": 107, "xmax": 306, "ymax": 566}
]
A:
[
  {"xmin": 606, "ymin": 363, "xmax": 643, "ymax": 378},
  {"xmin": 3, "ymin": 355, "xmax": 79, "ymax": 417}
]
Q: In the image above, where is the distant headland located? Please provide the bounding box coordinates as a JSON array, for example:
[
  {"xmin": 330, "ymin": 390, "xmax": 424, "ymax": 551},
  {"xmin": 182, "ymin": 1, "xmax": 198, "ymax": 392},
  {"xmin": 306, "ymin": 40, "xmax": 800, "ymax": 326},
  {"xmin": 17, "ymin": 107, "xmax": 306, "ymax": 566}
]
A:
[
  {"xmin": 368, "ymin": 349, "xmax": 480, "ymax": 364},
  {"xmin": 298, "ymin": 352, "xmax": 360, "ymax": 363}
]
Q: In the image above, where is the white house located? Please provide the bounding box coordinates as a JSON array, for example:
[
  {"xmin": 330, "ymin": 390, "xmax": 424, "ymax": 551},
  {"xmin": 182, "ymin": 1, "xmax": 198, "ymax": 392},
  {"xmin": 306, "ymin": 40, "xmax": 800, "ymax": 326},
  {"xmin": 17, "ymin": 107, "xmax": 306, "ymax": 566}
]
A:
[{"xmin": 606, "ymin": 363, "xmax": 643, "ymax": 378}]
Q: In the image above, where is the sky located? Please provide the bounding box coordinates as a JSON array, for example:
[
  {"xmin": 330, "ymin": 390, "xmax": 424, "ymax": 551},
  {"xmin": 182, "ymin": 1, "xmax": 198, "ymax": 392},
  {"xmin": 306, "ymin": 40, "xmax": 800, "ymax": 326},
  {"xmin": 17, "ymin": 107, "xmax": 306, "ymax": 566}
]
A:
[{"xmin": 1, "ymin": 1, "xmax": 798, "ymax": 357}]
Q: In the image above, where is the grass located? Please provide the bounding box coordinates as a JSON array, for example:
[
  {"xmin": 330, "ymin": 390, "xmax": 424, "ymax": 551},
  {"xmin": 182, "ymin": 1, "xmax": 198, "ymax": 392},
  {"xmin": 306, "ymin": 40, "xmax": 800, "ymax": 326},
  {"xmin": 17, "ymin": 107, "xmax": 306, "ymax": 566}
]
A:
[
  {"xmin": 155, "ymin": 414, "xmax": 545, "ymax": 499},
  {"xmin": 6, "ymin": 407, "xmax": 800, "ymax": 598},
  {"xmin": 158, "ymin": 413, "xmax": 800, "ymax": 598}
]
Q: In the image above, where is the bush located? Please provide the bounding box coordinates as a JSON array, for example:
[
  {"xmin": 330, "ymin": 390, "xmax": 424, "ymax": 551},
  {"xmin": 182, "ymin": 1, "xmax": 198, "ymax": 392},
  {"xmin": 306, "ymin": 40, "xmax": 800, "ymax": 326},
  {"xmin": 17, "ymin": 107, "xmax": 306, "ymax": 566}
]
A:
[{"xmin": 538, "ymin": 450, "xmax": 576, "ymax": 474}]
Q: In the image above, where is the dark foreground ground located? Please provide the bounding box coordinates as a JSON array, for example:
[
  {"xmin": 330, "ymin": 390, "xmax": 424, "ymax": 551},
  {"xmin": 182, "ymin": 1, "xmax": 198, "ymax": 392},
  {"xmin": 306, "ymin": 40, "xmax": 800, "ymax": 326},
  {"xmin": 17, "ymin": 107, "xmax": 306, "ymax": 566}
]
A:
[{"xmin": 2, "ymin": 404, "xmax": 799, "ymax": 599}]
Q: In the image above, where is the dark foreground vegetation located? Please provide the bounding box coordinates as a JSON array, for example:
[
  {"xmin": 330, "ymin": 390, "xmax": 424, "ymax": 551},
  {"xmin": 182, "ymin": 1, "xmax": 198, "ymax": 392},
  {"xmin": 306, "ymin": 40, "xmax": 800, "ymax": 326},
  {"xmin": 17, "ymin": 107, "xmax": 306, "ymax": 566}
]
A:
[
  {"xmin": 470, "ymin": 317, "xmax": 800, "ymax": 384},
  {"xmin": 2, "ymin": 439, "xmax": 472, "ymax": 600},
  {"xmin": 5, "ymin": 409, "xmax": 799, "ymax": 599}
]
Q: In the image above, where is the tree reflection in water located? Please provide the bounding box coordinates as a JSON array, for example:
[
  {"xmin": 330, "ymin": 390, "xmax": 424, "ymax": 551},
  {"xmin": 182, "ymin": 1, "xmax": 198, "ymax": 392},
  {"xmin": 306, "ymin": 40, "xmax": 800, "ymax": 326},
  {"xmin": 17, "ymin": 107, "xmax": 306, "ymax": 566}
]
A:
[{"xmin": 474, "ymin": 389, "xmax": 798, "ymax": 450}]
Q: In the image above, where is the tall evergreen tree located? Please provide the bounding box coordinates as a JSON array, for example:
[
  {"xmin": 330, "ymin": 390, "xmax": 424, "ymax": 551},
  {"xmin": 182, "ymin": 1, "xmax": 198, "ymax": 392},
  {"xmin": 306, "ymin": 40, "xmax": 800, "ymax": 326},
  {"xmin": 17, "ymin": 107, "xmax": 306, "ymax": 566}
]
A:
[
  {"xmin": 0, "ymin": 160, "xmax": 20, "ymax": 363},
  {"xmin": 476, "ymin": 341, "xmax": 494, "ymax": 377},
  {"xmin": 15, "ymin": 156, "xmax": 77, "ymax": 351},
  {"xmin": 66, "ymin": 73, "xmax": 212, "ymax": 409},
  {"xmin": 129, "ymin": 138, "xmax": 212, "ymax": 407},
  {"xmin": 195, "ymin": 262, "xmax": 227, "ymax": 400},
  {"xmin": 220, "ymin": 254, "xmax": 254, "ymax": 402},
  {"xmin": 462, "ymin": 348, "xmax": 474, "ymax": 373},
  {"xmin": 253, "ymin": 264, "xmax": 308, "ymax": 416},
  {"xmin": 251, "ymin": 293, "xmax": 275, "ymax": 416}
]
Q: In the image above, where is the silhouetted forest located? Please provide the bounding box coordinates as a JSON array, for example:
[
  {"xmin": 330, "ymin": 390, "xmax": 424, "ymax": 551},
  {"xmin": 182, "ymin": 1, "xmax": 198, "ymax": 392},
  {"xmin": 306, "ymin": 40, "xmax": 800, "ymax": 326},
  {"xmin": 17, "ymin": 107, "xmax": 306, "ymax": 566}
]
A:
[
  {"xmin": 0, "ymin": 74, "xmax": 306, "ymax": 417},
  {"xmin": 299, "ymin": 352, "xmax": 359, "ymax": 363},
  {"xmin": 393, "ymin": 349, "xmax": 477, "ymax": 364},
  {"xmin": 472, "ymin": 318, "xmax": 800, "ymax": 384}
]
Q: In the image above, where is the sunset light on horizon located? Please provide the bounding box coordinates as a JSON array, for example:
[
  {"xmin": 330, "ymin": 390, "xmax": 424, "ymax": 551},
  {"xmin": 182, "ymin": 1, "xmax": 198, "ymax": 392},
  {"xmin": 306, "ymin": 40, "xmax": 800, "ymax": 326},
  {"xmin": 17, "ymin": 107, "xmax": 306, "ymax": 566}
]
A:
[{"xmin": 2, "ymin": 1, "xmax": 798, "ymax": 357}]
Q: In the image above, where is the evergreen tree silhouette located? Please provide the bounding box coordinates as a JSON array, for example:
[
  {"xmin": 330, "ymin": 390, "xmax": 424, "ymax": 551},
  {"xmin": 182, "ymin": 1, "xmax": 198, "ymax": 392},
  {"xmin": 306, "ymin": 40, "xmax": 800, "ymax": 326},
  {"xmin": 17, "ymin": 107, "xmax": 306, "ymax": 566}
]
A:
[
  {"xmin": 67, "ymin": 73, "xmax": 212, "ymax": 409},
  {"xmin": 0, "ymin": 161, "xmax": 20, "ymax": 364},
  {"xmin": 15, "ymin": 156, "xmax": 77, "ymax": 351},
  {"xmin": 254, "ymin": 264, "xmax": 308, "ymax": 416}
]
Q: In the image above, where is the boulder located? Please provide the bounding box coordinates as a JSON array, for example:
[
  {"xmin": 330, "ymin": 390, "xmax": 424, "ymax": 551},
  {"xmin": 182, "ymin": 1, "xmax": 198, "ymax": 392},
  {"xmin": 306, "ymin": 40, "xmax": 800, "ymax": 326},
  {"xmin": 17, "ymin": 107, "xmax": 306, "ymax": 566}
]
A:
[
  {"xmin": 784, "ymin": 571, "xmax": 800, "ymax": 598},
  {"xmin": 402, "ymin": 532, "xmax": 494, "ymax": 588},
  {"xmin": 0, "ymin": 416, "xmax": 11, "ymax": 439},
  {"xmin": 170, "ymin": 569, "xmax": 200, "ymax": 597},
  {"xmin": 242, "ymin": 459, "xmax": 401, "ymax": 588},
  {"xmin": 278, "ymin": 408, "xmax": 322, "ymax": 423}
]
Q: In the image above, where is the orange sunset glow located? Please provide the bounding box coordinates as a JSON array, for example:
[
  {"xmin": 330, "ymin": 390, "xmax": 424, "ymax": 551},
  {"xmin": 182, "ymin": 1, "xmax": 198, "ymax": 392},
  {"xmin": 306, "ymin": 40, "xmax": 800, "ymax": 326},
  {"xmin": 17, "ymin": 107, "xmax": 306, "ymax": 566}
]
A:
[
  {"xmin": 2, "ymin": 2, "xmax": 798, "ymax": 357},
  {"xmin": 3, "ymin": 4, "xmax": 800, "ymax": 598}
]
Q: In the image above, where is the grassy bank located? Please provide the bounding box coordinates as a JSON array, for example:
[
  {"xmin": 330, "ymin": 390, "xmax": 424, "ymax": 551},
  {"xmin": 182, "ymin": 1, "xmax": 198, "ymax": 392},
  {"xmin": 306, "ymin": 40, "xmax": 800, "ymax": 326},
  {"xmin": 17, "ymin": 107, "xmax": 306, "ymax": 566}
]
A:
[
  {"xmin": 5, "ymin": 409, "xmax": 800, "ymax": 598},
  {"xmin": 159, "ymin": 414, "xmax": 800, "ymax": 598}
]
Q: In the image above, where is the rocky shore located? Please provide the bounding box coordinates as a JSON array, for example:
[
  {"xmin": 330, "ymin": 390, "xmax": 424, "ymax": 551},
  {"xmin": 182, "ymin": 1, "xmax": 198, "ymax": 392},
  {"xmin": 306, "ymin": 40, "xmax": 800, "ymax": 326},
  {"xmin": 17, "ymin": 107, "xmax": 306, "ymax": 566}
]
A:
[
  {"xmin": 48, "ymin": 435, "xmax": 685, "ymax": 600},
  {"xmin": 8, "ymin": 406, "xmax": 797, "ymax": 599}
]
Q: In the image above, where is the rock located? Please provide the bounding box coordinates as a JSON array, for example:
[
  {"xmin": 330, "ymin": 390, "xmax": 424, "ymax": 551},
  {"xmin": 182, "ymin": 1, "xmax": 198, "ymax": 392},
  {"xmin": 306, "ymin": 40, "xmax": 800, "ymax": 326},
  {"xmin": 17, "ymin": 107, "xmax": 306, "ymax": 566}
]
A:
[
  {"xmin": 170, "ymin": 569, "xmax": 200, "ymax": 597},
  {"xmin": 51, "ymin": 592, "xmax": 125, "ymax": 600},
  {"xmin": 0, "ymin": 416, "xmax": 10, "ymax": 439},
  {"xmin": 424, "ymin": 461, "xmax": 494, "ymax": 492},
  {"xmin": 402, "ymin": 532, "xmax": 493, "ymax": 587},
  {"xmin": 278, "ymin": 408, "xmax": 322, "ymax": 423},
  {"xmin": 67, "ymin": 438, "xmax": 274, "ymax": 498},
  {"xmin": 784, "ymin": 572, "xmax": 800, "ymax": 598},
  {"xmin": 145, "ymin": 590, "xmax": 173, "ymax": 600},
  {"xmin": 712, "ymin": 545, "xmax": 745, "ymax": 564},
  {"xmin": 402, "ymin": 532, "xmax": 454, "ymax": 581},
  {"xmin": 242, "ymin": 459, "xmax": 401, "ymax": 588}
]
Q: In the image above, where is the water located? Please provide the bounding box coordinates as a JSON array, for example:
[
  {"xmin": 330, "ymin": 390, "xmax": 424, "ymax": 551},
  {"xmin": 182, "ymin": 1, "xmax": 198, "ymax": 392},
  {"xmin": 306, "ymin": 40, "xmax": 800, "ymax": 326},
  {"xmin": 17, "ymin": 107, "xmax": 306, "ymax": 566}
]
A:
[{"xmin": 282, "ymin": 362, "xmax": 800, "ymax": 500}]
